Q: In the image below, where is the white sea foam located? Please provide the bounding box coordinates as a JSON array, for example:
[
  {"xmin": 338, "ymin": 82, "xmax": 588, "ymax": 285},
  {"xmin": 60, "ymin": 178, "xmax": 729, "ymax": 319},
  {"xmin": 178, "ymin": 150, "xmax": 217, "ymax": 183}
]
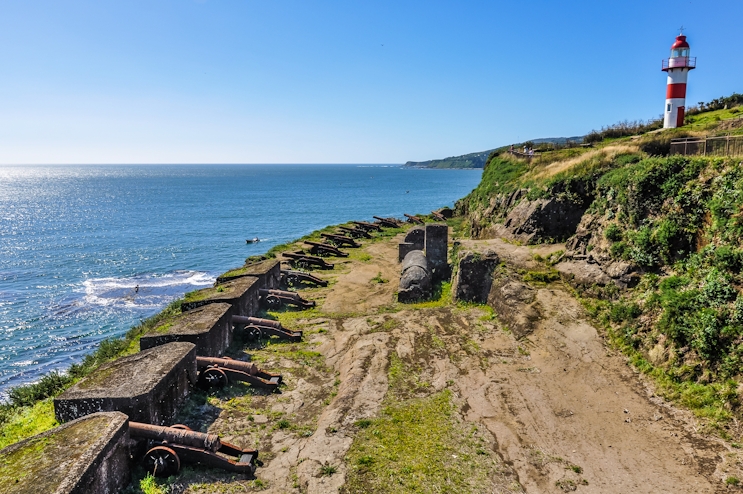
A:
[{"xmin": 78, "ymin": 270, "xmax": 215, "ymax": 310}]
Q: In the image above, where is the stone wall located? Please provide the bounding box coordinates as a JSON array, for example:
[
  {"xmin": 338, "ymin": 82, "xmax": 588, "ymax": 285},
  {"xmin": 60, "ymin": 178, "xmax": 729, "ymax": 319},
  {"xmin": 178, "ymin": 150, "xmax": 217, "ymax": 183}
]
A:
[
  {"xmin": 181, "ymin": 276, "xmax": 260, "ymax": 316},
  {"xmin": 452, "ymin": 250, "xmax": 499, "ymax": 304},
  {"xmin": 0, "ymin": 412, "xmax": 130, "ymax": 494},
  {"xmin": 54, "ymin": 342, "xmax": 197, "ymax": 425},
  {"xmin": 140, "ymin": 302, "xmax": 233, "ymax": 357}
]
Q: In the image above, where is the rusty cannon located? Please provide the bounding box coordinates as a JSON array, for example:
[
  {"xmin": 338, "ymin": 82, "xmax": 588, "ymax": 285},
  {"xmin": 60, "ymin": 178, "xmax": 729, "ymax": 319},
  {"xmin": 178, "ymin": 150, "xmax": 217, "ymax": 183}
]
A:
[
  {"xmin": 130, "ymin": 421, "xmax": 259, "ymax": 477},
  {"xmin": 338, "ymin": 226, "xmax": 371, "ymax": 239},
  {"xmin": 282, "ymin": 251, "xmax": 334, "ymax": 270},
  {"xmin": 352, "ymin": 220, "xmax": 382, "ymax": 232},
  {"xmin": 304, "ymin": 240, "xmax": 349, "ymax": 257},
  {"xmin": 232, "ymin": 315, "xmax": 303, "ymax": 342},
  {"xmin": 431, "ymin": 210, "xmax": 446, "ymax": 221},
  {"xmin": 404, "ymin": 213, "xmax": 424, "ymax": 224},
  {"xmin": 373, "ymin": 216, "xmax": 403, "ymax": 228},
  {"xmin": 259, "ymin": 288, "xmax": 316, "ymax": 310},
  {"xmin": 320, "ymin": 232, "xmax": 360, "ymax": 248},
  {"xmin": 281, "ymin": 269, "xmax": 328, "ymax": 288},
  {"xmin": 196, "ymin": 356, "xmax": 282, "ymax": 391}
]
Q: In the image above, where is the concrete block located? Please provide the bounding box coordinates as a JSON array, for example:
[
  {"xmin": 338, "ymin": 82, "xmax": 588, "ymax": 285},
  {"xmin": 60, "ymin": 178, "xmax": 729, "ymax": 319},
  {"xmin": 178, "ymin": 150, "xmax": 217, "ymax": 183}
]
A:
[
  {"xmin": 140, "ymin": 302, "xmax": 233, "ymax": 357},
  {"xmin": 216, "ymin": 259, "xmax": 281, "ymax": 289},
  {"xmin": 425, "ymin": 223, "xmax": 449, "ymax": 281},
  {"xmin": 181, "ymin": 276, "xmax": 260, "ymax": 316},
  {"xmin": 452, "ymin": 250, "xmax": 500, "ymax": 303},
  {"xmin": 0, "ymin": 412, "xmax": 130, "ymax": 494},
  {"xmin": 55, "ymin": 342, "xmax": 197, "ymax": 425}
]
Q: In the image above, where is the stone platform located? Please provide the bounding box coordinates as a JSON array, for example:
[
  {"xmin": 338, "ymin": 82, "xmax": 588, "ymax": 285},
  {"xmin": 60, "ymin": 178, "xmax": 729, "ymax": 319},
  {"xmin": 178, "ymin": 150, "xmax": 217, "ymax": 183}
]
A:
[
  {"xmin": 54, "ymin": 342, "xmax": 197, "ymax": 424},
  {"xmin": 181, "ymin": 276, "xmax": 260, "ymax": 316},
  {"xmin": 140, "ymin": 302, "xmax": 233, "ymax": 357},
  {"xmin": 216, "ymin": 258, "xmax": 281, "ymax": 289},
  {"xmin": 0, "ymin": 412, "xmax": 130, "ymax": 494}
]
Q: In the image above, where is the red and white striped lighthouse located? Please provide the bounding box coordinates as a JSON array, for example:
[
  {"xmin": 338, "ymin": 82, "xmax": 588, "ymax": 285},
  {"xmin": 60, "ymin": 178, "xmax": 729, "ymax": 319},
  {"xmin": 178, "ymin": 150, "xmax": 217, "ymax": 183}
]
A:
[{"xmin": 662, "ymin": 32, "xmax": 696, "ymax": 128}]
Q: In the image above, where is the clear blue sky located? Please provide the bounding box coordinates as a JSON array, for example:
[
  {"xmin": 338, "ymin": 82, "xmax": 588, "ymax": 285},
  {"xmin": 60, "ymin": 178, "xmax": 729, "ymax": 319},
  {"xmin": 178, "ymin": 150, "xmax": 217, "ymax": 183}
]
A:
[{"xmin": 1, "ymin": 0, "xmax": 739, "ymax": 164}]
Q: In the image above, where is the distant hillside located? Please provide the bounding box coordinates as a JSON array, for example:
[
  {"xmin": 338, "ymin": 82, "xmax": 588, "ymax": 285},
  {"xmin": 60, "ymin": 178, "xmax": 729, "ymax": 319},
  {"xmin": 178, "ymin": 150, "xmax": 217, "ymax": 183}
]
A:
[{"xmin": 404, "ymin": 136, "xmax": 584, "ymax": 169}]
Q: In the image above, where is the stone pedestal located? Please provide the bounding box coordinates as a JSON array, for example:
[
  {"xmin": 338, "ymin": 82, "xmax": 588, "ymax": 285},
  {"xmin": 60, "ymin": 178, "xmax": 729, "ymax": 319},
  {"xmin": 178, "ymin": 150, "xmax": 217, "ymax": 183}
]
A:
[
  {"xmin": 424, "ymin": 223, "xmax": 449, "ymax": 281},
  {"xmin": 140, "ymin": 303, "xmax": 233, "ymax": 357},
  {"xmin": 216, "ymin": 259, "xmax": 281, "ymax": 289},
  {"xmin": 54, "ymin": 342, "xmax": 197, "ymax": 425},
  {"xmin": 181, "ymin": 276, "xmax": 260, "ymax": 316},
  {"xmin": 452, "ymin": 250, "xmax": 500, "ymax": 303},
  {"xmin": 0, "ymin": 412, "xmax": 130, "ymax": 494}
]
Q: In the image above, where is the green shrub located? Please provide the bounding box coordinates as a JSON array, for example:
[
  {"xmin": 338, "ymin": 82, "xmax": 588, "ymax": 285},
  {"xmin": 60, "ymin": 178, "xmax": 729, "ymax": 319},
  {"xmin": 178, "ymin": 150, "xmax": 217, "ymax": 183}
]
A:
[
  {"xmin": 604, "ymin": 223, "xmax": 622, "ymax": 242},
  {"xmin": 609, "ymin": 302, "xmax": 642, "ymax": 323}
]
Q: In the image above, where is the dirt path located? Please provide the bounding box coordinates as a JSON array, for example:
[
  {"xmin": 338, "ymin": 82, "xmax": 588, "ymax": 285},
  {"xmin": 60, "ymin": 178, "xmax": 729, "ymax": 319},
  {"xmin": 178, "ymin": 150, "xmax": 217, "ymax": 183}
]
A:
[{"xmin": 172, "ymin": 233, "xmax": 737, "ymax": 493}]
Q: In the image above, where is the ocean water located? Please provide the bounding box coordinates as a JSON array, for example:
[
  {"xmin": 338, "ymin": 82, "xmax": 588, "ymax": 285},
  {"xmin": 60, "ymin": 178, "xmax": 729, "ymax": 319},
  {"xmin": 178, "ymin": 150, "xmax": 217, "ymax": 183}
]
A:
[{"xmin": 0, "ymin": 164, "xmax": 481, "ymax": 398}]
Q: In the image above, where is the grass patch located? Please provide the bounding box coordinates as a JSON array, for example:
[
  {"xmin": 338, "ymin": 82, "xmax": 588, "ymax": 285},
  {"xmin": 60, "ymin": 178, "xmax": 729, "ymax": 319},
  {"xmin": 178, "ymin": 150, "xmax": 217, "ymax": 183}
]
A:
[
  {"xmin": 0, "ymin": 399, "xmax": 58, "ymax": 450},
  {"xmin": 343, "ymin": 390, "xmax": 499, "ymax": 494},
  {"xmin": 370, "ymin": 272, "xmax": 389, "ymax": 284},
  {"xmin": 408, "ymin": 282, "xmax": 452, "ymax": 309},
  {"xmin": 523, "ymin": 269, "xmax": 560, "ymax": 284}
]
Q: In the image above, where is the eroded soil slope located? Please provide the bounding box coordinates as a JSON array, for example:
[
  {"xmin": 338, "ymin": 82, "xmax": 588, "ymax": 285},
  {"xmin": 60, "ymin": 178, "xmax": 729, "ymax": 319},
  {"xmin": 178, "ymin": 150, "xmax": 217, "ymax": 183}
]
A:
[{"xmin": 154, "ymin": 233, "xmax": 739, "ymax": 494}]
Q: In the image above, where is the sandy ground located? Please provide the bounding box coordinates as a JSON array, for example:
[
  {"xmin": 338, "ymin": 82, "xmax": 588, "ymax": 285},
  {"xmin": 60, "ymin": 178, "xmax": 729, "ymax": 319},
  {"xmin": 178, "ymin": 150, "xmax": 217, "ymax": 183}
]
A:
[{"xmin": 170, "ymin": 232, "xmax": 741, "ymax": 493}]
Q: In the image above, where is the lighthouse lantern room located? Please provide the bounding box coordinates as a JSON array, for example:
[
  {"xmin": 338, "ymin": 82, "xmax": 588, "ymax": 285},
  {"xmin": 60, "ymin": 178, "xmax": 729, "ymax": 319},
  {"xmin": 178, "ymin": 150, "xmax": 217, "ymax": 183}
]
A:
[{"xmin": 662, "ymin": 32, "xmax": 696, "ymax": 128}]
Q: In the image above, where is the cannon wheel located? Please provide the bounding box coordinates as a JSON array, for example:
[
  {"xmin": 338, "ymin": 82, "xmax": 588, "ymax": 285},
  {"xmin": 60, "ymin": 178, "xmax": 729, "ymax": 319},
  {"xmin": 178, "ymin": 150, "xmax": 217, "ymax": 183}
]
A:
[
  {"xmin": 246, "ymin": 325, "xmax": 264, "ymax": 340},
  {"xmin": 285, "ymin": 274, "xmax": 300, "ymax": 286},
  {"xmin": 144, "ymin": 445, "xmax": 180, "ymax": 477},
  {"xmin": 199, "ymin": 367, "xmax": 229, "ymax": 389},
  {"xmin": 266, "ymin": 295, "xmax": 282, "ymax": 309}
]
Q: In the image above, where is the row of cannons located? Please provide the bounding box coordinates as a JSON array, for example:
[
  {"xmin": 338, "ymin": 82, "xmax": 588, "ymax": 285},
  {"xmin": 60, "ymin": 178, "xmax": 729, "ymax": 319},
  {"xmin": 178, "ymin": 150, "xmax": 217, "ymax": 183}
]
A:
[
  {"xmin": 0, "ymin": 258, "xmax": 321, "ymax": 494},
  {"xmin": 0, "ymin": 214, "xmax": 446, "ymax": 493}
]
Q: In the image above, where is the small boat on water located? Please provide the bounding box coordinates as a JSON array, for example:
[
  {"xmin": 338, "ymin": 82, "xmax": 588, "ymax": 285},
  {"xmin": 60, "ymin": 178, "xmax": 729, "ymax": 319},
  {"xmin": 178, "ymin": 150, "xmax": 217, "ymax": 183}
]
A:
[{"xmin": 246, "ymin": 237, "xmax": 261, "ymax": 244}]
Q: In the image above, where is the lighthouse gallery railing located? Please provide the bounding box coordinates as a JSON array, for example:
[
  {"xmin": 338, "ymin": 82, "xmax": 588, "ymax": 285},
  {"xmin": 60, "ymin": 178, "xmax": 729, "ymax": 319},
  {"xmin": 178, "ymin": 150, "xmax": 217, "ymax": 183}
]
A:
[{"xmin": 661, "ymin": 57, "xmax": 696, "ymax": 70}]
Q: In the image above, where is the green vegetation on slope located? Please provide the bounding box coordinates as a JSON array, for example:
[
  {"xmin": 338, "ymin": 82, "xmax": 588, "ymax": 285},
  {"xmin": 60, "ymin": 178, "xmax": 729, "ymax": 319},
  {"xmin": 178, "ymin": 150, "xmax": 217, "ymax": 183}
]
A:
[{"xmin": 458, "ymin": 99, "xmax": 743, "ymax": 432}]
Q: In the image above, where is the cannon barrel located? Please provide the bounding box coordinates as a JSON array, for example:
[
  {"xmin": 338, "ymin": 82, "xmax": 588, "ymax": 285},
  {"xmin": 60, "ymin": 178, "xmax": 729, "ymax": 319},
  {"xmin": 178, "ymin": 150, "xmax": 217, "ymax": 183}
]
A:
[
  {"xmin": 321, "ymin": 233, "xmax": 360, "ymax": 247},
  {"xmin": 404, "ymin": 213, "xmax": 424, "ymax": 224},
  {"xmin": 338, "ymin": 226, "xmax": 371, "ymax": 238},
  {"xmin": 260, "ymin": 288, "xmax": 301, "ymax": 299},
  {"xmin": 197, "ymin": 356, "xmax": 259, "ymax": 375},
  {"xmin": 129, "ymin": 422, "xmax": 221, "ymax": 452},
  {"xmin": 373, "ymin": 216, "xmax": 402, "ymax": 227},
  {"xmin": 304, "ymin": 241, "xmax": 348, "ymax": 257},
  {"xmin": 431, "ymin": 211, "xmax": 446, "ymax": 221},
  {"xmin": 232, "ymin": 315, "xmax": 282, "ymax": 329},
  {"xmin": 352, "ymin": 221, "xmax": 382, "ymax": 231}
]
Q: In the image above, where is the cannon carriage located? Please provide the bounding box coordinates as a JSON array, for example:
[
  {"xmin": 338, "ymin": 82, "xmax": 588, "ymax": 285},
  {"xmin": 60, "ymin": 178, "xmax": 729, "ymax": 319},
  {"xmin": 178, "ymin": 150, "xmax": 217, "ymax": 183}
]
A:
[
  {"xmin": 130, "ymin": 421, "xmax": 259, "ymax": 477},
  {"xmin": 281, "ymin": 269, "xmax": 328, "ymax": 287},
  {"xmin": 232, "ymin": 315, "xmax": 303, "ymax": 342},
  {"xmin": 304, "ymin": 240, "xmax": 348, "ymax": 257},
  {"xmin": 259, "ymin": 288, "xmax": 315, "ymax": 310},
  {"xmin": 338, "ymin": 226, "xmax": 371, "ymax": 238},
  {"xmin": 373, "ymin": 216, "xmax": 403, "ymax": 228},
  {"xmin": 320, "ymin": 232, "xmax": 360, "ymax": 247},
  {"xmin": 196, "ymin": 356, "xmax": 282, "ymax": 391},
  {"xmin": 282, "ymin": 250, "xmax": 334, "ymax": 270},
  {"xmin": 404, "ymin": 213, "xmax": 424, "ymax": 224}
]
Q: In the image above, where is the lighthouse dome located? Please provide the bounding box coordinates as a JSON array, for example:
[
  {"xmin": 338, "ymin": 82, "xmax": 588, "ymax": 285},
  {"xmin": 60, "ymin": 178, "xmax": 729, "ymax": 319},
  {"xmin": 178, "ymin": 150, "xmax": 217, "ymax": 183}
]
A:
[{"xmin": 670, "ymin": 35, "xmax": 690, "ymax": 58}]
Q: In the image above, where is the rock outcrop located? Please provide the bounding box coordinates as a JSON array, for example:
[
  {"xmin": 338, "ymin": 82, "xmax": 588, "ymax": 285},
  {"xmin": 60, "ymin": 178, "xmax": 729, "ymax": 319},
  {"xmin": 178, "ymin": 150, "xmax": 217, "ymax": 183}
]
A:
[{"xmin": 488, "ymin": 276, "xmax": 541, "ymax": 338}]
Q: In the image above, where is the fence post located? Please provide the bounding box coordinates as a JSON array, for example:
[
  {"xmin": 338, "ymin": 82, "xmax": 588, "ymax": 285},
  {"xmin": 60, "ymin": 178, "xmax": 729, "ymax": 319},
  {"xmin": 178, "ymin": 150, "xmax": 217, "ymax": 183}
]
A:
[{"xmin": 726, "ymin": 136, "xmax": 730, "ymax": 156}]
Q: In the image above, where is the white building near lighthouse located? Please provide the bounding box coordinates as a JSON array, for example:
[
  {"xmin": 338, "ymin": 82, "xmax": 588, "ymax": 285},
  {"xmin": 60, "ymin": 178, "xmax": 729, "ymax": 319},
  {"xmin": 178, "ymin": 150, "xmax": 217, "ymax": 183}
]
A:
[{"xmin": 662, "ymin": 32, "xmax": 696, "ymax": 128}]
